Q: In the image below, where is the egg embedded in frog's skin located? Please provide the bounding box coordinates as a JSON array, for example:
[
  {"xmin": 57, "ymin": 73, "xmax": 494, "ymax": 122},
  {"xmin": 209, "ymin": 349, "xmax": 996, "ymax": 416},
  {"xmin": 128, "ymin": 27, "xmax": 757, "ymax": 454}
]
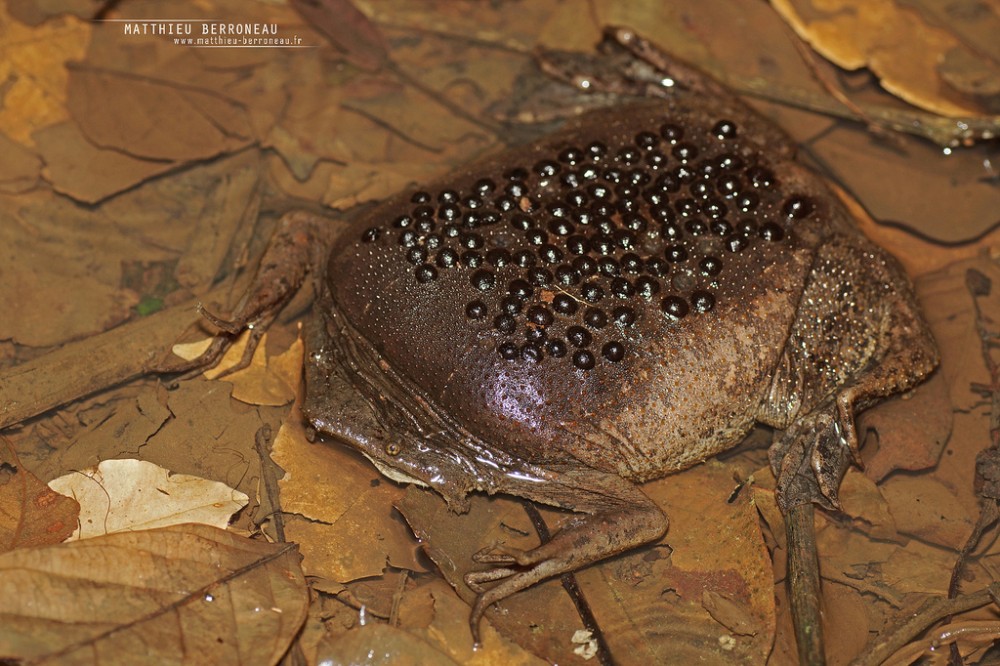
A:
[{"xmin": 327, "ymin": 101, "xmax": 851, "ymax": 481}]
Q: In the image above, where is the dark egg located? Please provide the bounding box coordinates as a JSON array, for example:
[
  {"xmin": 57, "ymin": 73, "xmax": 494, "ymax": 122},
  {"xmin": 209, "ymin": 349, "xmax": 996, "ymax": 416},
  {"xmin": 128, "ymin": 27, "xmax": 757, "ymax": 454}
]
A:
[{"xmin": 336, "ymin": 101, "xmax": 806, "ymax": 375}]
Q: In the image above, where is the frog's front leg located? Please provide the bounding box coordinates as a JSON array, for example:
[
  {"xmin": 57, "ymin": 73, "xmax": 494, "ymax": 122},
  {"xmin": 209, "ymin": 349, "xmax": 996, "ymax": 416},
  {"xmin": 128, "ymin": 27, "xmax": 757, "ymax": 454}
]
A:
[
  {"xmin": 464, "ymin": 467, "xmax": 667, "ymax": 645},
  {"xmin": 171, "ymin": 211, "xmax": 336, "ymax": 374}
]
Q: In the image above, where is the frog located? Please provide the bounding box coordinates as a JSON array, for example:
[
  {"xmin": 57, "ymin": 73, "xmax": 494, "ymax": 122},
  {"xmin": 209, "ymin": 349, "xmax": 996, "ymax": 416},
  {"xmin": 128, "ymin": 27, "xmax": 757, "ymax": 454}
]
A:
[{"xmin": 190, "ymin": 27, "xmax": 938, "ymax": 644}]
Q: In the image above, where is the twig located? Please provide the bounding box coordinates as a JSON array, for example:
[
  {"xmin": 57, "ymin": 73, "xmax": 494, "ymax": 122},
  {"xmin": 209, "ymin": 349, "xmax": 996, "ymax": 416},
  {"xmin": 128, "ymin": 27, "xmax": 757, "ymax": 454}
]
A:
[
  {"xmin": 0, "ymin": 286, "xmax": 233, "ymax": 430},
  {"xmin": 389, "ymin": 569, "xmax": 409, "ymax": 627},
  {"xmin": 851, "ymin": 584, "xmax": 1000, "ymax": 666},
  {"xmin": 886, "ymin": 620, "xmax": 1000, "ymax": 666},
  {"xmin": 521, "ymin": 501, "xmax": 615, "ymax": 666},
  {"xmin": 253, "ymin": 424, "xmax": 287, "ymax": 543},
  {"xmin": 786, "ymin": 502, "xmax": 825, "ymax": 665}
]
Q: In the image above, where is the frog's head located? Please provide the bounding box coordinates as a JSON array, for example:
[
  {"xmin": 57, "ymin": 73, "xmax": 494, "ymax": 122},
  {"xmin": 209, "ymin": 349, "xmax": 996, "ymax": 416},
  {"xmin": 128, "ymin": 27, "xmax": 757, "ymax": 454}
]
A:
[{"xmin": 301, "ymin": 310, "xmax": 552, "ymax": 513}]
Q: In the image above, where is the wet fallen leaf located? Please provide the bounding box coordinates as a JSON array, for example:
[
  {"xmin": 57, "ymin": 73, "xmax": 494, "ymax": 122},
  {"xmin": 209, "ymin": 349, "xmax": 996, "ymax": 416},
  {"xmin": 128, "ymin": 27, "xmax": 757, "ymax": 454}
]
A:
[
  {"xmin": 67, "ymin": 64, "xmax": 253, "ymax": 162},
  {"xmin": 270, "ymin": 406, "xmax": 422, "ymax": 582},
  {"xmin": 0, "ymin": 131, "xmax": 41, "ymax": 194},
  {"xmin": 398, "ymin": 490, "xmax": 599, "ymax": 663},
  {"xmin": 34, "ymin": 121, "xmax": 176, "ymax": 204},
  {"xmin": 822, "ymin": 581, "xmax": 871, "ymax": 666},
  {"xmin": 399, "ymin": 460, "xmax": 774, "ymax": 665},
  {"xmin": 47, "ymin": 459, "xmax": 249, "ymax": 540},
  {"xmin": 0, "ymin": 191, "xmax": 142, "ymax": 347},
  {"xmin": 813, "ymin": 132, "xmax": 999, "ymax": 244},
  {"xmin": 135, "ymin": 379, "xmax": 266, "ymax": 505},
  {"xmin": 0, "ymin": 437, "xmax": 78, "ymax": 551},
  {"xmin": 291, "ymin": 0, "xmax": 388, "ymax": 71},
  {"xmin": 14, "ymin": 386, "xmax": 172, "ymax": 484},
  {"xmin": 0, "ymin": 524, "xmax": 308, "ymax": 664},
  {"xmin": 837, "ymin": 468, "xmax": 898, "ymax": 542},
  {"xmin": 314, "ymin": 623, "xmax": 462, "ymax": 666},
  {"xmin": 314, "ymin": 579, "xmax": 546, "ymax": 665},
  {"xmin": 859, "ymin": 372, "xmax": 952, "ymax": 482},
  {"xmin": 879, "ymin": 474, "xmax": 974, "ymax": 548},
  {"xmin": 771, "ymin": 0, "xmax": 998, "ymax": 116},
  {"xmin": 0, "ymin": 4, "xmax": 89, "ymax": 144}
]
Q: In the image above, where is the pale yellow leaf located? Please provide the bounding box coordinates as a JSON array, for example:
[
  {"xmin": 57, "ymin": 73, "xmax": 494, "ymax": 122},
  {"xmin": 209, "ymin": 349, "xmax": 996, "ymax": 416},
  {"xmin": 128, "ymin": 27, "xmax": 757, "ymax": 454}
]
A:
[{"xmin": 47, "ymin": 459, "xmax": 248, "ymax": 540}]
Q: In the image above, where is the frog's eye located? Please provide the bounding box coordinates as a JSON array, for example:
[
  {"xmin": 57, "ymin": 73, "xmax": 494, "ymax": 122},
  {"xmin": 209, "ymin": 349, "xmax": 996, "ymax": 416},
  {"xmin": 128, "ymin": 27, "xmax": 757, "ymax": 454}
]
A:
[{"xmin": 385, "ymin": 443, "xmax": 402, "ymax": 457}]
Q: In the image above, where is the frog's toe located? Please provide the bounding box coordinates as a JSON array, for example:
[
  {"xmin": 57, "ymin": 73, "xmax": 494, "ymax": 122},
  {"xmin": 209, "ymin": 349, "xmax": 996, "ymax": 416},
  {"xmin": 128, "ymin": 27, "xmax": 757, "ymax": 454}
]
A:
[
  {"xmin": 471, "ymin": 543, "xmax": 535, "ymax": 566},
  {"xmin": 466, "ymin": 556, "xmax": 569, "ymax": 646},
  {"xmin": 464, "ymin": 566, "xmax": 519, "ymax": 593}
]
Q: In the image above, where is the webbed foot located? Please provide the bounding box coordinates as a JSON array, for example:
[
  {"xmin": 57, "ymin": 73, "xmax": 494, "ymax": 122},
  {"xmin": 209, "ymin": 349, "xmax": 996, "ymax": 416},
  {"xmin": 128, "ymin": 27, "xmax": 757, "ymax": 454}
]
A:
[
  {"xmin": 770, "ymin": 402, "xmax": 854, "ymax": 512},
  {"xmin": 461, "ymin": 497, "xmax": 666, "ymax": 646}
]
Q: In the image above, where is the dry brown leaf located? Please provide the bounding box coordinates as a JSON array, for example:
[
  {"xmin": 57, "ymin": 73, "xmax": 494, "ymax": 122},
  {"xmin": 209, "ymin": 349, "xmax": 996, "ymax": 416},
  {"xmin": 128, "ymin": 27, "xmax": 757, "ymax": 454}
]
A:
[
  {"xmin": 879, "ymin": 474, "xmax": 973, "ymax": 548},
  {"xmin": 0, "ymin": 131, "xmax": 41, "ymax": 194},
  {"xmin": 197, "ymin": 331, "xmax": 302, "ymax": 407},
  {"xmin": 271, "ymin": 409, "xmax": 422, "ymax": 582},
  {"xmin": 837, "ymin": 468, "xmax": 898, "ymax": 541},
  {"xmin": 771, "ymin": 0, "xmax": 996, "ymax": 116},
  {"xmin": 398, "ymin": 461, "xmax": 774, "ymax": 665},
  {"xmin": 859, "ymin": 372, "xmax": 952, "ymax": 482},
  {"xmin": 0, "ymin": 437, "xmax": 78, "ymax": 552},
  {"xmin": 0, "ymin": 6, "xmax": 89, "ymax": 144},
  {"xmin": 291, "ymin": 0, "xmax": 388, "ymax": 71},
  {"xmin": 0, "ymin": 524, "xmax": 307, "ymax": 664},
  {"xmin": 34, "ymin": 121, "xmax": 176, "ymax": 204},
  {"xmin": 47, "ymin": 459, "xmax": 249, "ymax": 540},
  {"xmin": 67, "ymin": 64, "xmax": 253, "ymax": 162}
]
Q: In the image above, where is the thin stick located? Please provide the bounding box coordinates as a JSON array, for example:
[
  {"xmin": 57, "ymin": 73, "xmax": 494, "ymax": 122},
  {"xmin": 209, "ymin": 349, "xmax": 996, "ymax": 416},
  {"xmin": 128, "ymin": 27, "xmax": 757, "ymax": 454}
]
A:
[
  {"xmin": 851, "ymin": 584, "xmax": 1000, "ymax": 666},
  {"xmin": 786, "ymin": 502, "xmax": 825, "ymax": 665}
]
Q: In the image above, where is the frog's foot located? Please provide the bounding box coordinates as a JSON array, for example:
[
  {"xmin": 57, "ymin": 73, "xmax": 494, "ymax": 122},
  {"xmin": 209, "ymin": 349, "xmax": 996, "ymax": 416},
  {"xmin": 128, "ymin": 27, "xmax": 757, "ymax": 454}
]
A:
[
  {"xmin": 167, "ymin": 211, "xmax": 334, "ymax": 377},
  {"xmin": 461, "ymin": 476, "xmax": 667, "ymax": 646},
  {"xmin": 770, "ymin": 314, "xmax": 939, "ymax": 513},
  {"xmin": 769, "ymin": 402, "xmax": 854, "ymax": 513}
]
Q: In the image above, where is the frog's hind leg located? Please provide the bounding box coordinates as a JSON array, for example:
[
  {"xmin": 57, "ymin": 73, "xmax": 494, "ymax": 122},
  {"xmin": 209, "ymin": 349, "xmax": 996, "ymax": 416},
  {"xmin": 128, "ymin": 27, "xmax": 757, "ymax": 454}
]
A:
[
  {"xmin": 769, "ymin": 253, "xmax": 938, "ymax": 513},
  {"xmin": 464, "ymin": 466, "xmax": 667, "ymax": 645}
]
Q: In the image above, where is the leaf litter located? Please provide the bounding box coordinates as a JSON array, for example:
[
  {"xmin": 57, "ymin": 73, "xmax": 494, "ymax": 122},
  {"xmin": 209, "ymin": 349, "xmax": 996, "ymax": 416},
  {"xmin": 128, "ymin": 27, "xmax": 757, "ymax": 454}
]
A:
[{"xmin": 0, "ymin": 0, "xmax": 998, "ymax": 664}]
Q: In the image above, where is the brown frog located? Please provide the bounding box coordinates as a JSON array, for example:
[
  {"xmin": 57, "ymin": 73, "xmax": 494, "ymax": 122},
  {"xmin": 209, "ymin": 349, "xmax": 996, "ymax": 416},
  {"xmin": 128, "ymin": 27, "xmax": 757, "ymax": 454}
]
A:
[{"xmin": 196, "ymin": 28, "xmax": 938, "ymax": 643}]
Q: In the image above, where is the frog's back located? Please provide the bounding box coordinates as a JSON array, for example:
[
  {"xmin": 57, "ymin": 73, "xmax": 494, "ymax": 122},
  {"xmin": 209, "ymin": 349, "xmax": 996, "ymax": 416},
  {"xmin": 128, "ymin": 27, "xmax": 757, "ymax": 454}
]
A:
[{"xmin": 327, "ymin": 99, "xmax": 846, "ymax": 480}]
